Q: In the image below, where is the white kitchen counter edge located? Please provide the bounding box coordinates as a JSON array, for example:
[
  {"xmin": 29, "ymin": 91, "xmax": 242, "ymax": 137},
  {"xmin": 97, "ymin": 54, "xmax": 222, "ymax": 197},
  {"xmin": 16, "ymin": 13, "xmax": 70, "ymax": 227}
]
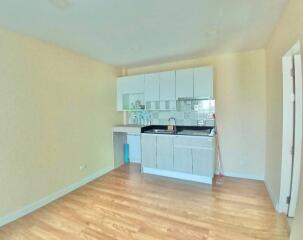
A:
[{"xmin": 112, "ymin": 125, "xmax": 142, "ymax": 135}]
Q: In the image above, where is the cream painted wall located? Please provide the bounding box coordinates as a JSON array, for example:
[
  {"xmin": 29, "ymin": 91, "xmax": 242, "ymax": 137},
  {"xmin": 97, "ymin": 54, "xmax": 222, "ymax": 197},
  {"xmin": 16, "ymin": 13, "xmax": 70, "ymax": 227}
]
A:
[
  {"xmin": 265, "ymin": 0, "xmax": 303, "ymax": 239},
  {"xmin": 0, "ymin": 28, "xmax": 122, "ymax": 217},
  {"xmin": 127, "ymin": 49, "xmax": 267, "ymax": 180}
]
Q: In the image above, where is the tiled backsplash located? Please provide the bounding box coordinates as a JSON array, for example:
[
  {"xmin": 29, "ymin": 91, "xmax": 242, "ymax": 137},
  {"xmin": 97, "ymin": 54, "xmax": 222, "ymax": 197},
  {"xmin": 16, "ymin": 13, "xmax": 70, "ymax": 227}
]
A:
[{"xmin": 127, "ymin": 99, "xmax": 215, "ymax": 126}]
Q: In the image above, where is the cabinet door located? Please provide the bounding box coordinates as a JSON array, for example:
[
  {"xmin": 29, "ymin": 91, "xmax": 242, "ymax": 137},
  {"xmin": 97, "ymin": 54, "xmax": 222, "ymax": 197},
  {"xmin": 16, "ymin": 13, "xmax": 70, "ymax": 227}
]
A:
[
  {"xmin": 156, "ymin": 135, "xmax": 174, "ymax": 170},
  {"xmin": 173, "ymin": 146, "xmax": 193, "ymax": 173},
  {"xmin": 176, "ymin": 68, "xmax": 194, "ymax": 98},
  {"xmin": 116, "ymin": 75, "xmax": 145, "ymax": 111},
  {"xmin": 192, "ymin": 148, "xmax": 215, "ymax": 177},
  {"xmin": 123, "ymin": 75, "xmax": 145, "ymax": 93},
  {"xmin": 159, "ymin": 71, "xmax": 176, "ymax": 101},
  {"xmin": 145, "ymin": 73, "xmax": 160, "ymax": 101},
  {"xmin": 194, "ymin": 66, "xmax": 213, "ymax": 99},
  {"xmin": 141, "ymin": 134, "xmax": 157, "ymax": 168}
]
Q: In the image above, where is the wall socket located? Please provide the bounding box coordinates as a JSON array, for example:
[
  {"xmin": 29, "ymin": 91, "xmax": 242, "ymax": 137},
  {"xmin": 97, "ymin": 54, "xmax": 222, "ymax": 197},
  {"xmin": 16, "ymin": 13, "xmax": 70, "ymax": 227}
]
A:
[{"xmin": 80, "ymin": 164, "xmax": 87, "ymax": 171}]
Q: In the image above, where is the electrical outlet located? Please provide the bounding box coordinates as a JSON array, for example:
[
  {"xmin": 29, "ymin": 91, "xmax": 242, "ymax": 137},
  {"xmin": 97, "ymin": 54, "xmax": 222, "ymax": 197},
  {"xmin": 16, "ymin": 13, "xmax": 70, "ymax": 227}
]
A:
[{"xmin": 80, "ymin": 164, "xmax": 87, "ymax": 171}]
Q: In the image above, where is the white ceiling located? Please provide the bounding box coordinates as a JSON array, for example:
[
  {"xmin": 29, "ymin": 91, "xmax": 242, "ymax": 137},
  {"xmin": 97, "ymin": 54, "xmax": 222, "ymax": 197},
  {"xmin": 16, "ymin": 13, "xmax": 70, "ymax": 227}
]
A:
[{"xmin": 0, "ymin": 0, "xmax": 287, "ymax": 67}]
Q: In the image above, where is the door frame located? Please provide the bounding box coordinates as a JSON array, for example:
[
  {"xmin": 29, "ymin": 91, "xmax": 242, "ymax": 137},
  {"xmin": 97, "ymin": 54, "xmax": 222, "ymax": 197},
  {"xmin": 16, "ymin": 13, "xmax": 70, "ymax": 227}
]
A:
[{"xmin": 279, "ymin": 41, "xmax": 302, "ymax": 217}]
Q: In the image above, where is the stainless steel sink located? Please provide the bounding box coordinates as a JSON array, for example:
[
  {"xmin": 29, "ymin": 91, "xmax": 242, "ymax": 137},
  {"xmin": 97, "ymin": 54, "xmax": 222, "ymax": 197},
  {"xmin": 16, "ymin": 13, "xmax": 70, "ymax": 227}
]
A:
[
  {"xmin": 145, "ymin": 129, "xmax": 175, "ymax": 134},
  {"xmin": 143, "ymin": 127, "xmax": 213, "ymax": 136}
]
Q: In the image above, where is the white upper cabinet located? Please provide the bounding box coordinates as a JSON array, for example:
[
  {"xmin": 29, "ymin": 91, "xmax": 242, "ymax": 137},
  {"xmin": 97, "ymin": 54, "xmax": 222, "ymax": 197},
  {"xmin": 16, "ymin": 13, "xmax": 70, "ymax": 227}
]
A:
[
  {"xmin": 159, "ymin": 71, "xmax": 176, "ymax": 101},
  {"xmin": 121, "ymin": 75, "xmax": 145, "ymax": 93},
  {"xmin": 116, "ymin": 77, "xmax": 126, "ymax": 111},
  {"xmin": 144, "ymin": 73, "xmax": 160, "ymax": 101},
  {"xmin": 176, "ymin": 68, "xmax": 194, "ymax": 99},
  {"xmin": 194, "ymin": 66, "xmax": 214, "ymax": 99},
  {"xmin": 116, "ymin": 74, "xmax": 144, "ymax": 111},
  {"xmin": 116, "ymin": 65, "xmax": 214, "ymax": 111}
]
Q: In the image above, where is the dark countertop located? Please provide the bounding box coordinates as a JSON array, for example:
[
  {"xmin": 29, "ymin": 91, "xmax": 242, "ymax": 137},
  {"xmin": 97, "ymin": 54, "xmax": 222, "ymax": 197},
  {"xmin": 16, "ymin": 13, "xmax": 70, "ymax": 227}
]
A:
[{"xmin": 141, "ymin": 125, "xmax": 215, "ymax": 137}]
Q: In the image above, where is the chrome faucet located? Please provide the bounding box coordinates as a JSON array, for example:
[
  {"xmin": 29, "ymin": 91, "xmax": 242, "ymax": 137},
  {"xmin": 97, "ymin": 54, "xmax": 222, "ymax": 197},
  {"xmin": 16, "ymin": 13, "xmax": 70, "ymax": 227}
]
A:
[{"xmin": 168, "ymin": 117, "xmax": 177, "ymax": 133}]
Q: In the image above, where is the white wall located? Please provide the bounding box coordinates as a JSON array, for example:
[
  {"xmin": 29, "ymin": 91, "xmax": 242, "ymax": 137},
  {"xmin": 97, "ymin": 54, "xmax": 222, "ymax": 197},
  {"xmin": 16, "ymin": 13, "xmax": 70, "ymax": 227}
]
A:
[{"xmin": 0, "ymin": 27, "xmax": 122, "ymax": 218}]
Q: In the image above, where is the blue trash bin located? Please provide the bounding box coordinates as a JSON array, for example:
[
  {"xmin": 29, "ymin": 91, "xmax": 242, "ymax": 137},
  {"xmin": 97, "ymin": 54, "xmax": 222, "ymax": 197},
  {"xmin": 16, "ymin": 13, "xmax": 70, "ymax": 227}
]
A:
[{"xmin": 124, "ymin": 143, "xmax": 129, "ymax": 164}]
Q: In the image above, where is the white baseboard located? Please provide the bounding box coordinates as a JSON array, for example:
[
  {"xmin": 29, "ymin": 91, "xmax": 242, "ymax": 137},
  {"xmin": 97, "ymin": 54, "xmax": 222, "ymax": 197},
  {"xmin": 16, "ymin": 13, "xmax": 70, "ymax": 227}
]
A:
[
  {"xmin": 0, "ymin": 165, "xmax": 114, "ymax": 228},
  {"xmin": 264, "ymin": 180, "xmax": 279, "ymax": 211},
  {"xmin": 143, "ymin": 167, "xmax": 213, "ymax": 184},
  {"xmin": 223, "ymin": 171, "xmax": 264, "ymax": 181}
]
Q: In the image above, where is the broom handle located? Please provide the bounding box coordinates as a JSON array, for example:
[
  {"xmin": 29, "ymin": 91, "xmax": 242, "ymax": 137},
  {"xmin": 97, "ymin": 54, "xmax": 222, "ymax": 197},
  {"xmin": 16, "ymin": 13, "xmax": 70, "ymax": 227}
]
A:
[{"xmin": 214, "ymin": 114, "xmax": 224, "ymax": 176}]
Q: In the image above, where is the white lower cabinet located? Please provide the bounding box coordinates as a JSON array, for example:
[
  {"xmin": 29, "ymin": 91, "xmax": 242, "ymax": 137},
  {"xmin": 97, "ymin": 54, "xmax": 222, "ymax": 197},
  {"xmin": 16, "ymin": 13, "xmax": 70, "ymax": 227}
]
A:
[
  {"xmin": 156, "ymin": 135, "xmax": 174, "ymax": 170},
  {"xmin": 174, "ymin": 136, "xmax": 215, "ymax": 176},
  {"xmin": 192, "ymin": 148, "xmax": 214, "ymax": 177},
  {"xmin": 141, "ymin": 134, "xmax": 215, "ymax": 184},
  {"xmin": 141, "ymin": 134, "xmax": 157, "ymax": 168},
  {"xmin": 173, "ymin": 146, "xmax": 192, "ymax": 173}
]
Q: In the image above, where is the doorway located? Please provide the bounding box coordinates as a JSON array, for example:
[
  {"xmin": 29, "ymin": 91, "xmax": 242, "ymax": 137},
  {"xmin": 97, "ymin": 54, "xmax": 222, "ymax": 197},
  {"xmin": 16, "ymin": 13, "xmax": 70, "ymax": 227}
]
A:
[{"xmin": 279, "ymin": 41, "xmax": 302, "ymax": 218}]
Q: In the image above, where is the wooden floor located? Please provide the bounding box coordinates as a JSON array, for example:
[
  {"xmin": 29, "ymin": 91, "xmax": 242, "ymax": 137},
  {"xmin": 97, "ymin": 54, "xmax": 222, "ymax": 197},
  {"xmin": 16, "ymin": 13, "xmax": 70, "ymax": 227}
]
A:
[{"xmin": 0, "ymin": 164, "xmax": 289, "ymax": 240}]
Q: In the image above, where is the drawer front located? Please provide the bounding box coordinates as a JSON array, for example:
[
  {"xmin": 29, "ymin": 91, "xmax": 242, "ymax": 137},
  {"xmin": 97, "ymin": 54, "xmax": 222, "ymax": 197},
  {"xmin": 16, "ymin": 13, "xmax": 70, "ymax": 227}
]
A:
[{"xmin": 174, "ymin": 136, "xmax": 214, "ymax": 149}]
